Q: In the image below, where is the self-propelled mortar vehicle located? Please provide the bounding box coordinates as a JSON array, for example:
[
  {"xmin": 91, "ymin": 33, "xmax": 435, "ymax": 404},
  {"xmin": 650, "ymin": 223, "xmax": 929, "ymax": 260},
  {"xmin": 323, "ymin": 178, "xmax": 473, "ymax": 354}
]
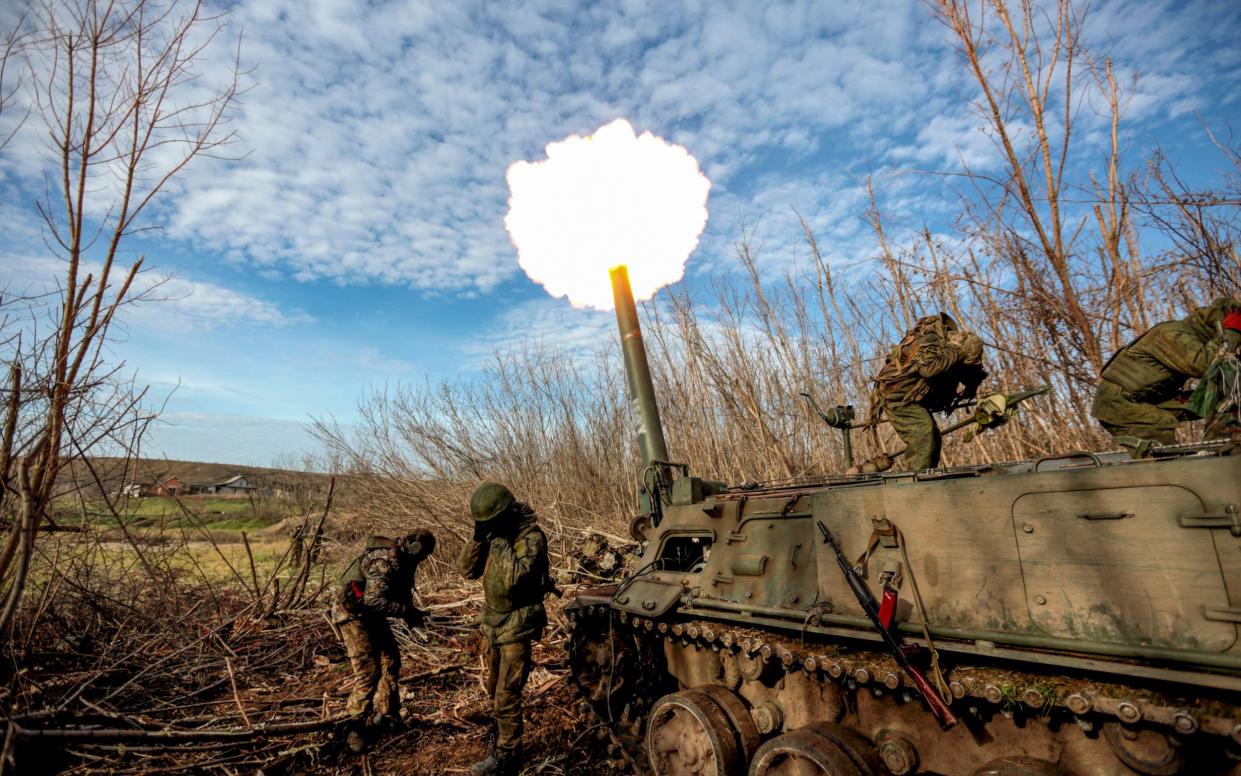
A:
[
  {"xmin": 568, "ymin": 270, "xmax": 1241, "ymax": 776},
  {"xmin": 567, "ymin": 443, "xmax": 1241, "ymax": 776}
]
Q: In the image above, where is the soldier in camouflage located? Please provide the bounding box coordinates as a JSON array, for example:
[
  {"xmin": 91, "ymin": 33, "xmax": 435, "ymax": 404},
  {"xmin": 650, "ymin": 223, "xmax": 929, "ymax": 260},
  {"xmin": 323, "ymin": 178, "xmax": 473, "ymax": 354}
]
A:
[
  {"xmin": 1092, "ymin": 297, "xmax": 1241, "ymax": 448},
  {"xmin": 871, "ymin": 312, "xmax": 987, "ymax": 470},
  {"xmin": 459, "ymin": 482, "xmax": 551, "ymax": 776},
  {"xmin": 331, "ymin": 529, "xmax": 435, "ymax": 735}
]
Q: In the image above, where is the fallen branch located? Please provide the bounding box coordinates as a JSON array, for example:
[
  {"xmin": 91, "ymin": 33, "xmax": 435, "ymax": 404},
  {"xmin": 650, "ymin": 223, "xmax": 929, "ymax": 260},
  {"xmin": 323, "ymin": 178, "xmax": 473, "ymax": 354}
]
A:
[
  {"xmin": 398, "ymin": 663, "xmax": 466, "ymax": 685},
  {"xmin": 11, "ymin": 716, "xmax": 349, "ymax": 742}
]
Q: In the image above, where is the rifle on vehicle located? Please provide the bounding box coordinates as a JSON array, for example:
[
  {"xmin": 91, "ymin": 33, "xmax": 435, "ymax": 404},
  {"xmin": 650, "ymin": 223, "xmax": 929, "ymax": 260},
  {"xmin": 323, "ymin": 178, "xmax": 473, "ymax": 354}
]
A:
[{"xmin": 816, "ymin": 520, "xmax": 957, "ymax": 729}]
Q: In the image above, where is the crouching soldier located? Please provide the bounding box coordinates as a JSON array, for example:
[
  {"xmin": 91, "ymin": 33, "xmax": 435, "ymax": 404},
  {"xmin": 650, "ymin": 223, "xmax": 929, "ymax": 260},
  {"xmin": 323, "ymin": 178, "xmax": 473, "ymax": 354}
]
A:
[
  {"xmin": 1092, "ymin": 297, "xmax": 1241, "ymax": 450},
  {"xmin": 459, "ymin": 483, "xmax": 551, "ymax": 776},
  {"xmin": 870, "ymin": 312, "xmax": 987, "ymax": 470},
  {"xmin": 331, "ymin": 530, "xmax": 436, "ymax": 739}
]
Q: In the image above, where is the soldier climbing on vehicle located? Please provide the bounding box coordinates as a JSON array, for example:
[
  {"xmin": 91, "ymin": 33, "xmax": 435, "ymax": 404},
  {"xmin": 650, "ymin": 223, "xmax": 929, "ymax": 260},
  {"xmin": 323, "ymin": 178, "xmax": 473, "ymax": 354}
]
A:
[
  {"xmin": 1092, "ymin": 297, "xmax": 1241, "ymax": 454},
  {"xmin": 330, "ymin": 529, "xmax": 436, "ymax": 750},
  {"xmin": 458, "ymin": 482, "xmax": 554, "ymax": 776},
  {"xmin": 867, "ymin": 312, "xmax": 987, "ymax": 470}
]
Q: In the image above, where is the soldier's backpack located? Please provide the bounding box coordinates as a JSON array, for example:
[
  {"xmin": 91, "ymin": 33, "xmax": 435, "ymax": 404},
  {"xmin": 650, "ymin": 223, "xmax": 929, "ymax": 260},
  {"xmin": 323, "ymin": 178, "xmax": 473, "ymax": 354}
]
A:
[
  {"xmin": 337, "ymin": 536, "xmax": 399, "ymax": 613},
  {"xmin": 865, "ymin": 314, "xmax": 954, "ymax": 427}
]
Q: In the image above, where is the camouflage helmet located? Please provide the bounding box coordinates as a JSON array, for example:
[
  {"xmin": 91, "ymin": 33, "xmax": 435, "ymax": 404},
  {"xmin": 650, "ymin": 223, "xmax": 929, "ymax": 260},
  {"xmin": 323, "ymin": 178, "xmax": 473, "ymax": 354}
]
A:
[
  {"xmin": 399, "ymin": 528, "xmax": 435, "ymax": 558},
  {"xmin": 950, "ymin": 330, "xmax": 984, "ymax": 364},
  {"xmin": 470, "ymin": 481, "xmax": 515, "ymax": 523},
  {"xmin": 913, "ymin": 312, "xmax": 958, "ymax": 338}
]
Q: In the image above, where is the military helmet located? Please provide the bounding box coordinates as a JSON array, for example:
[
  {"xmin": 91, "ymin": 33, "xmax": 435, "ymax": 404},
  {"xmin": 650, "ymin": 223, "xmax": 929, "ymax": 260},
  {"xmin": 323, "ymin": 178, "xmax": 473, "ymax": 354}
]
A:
[
  {"xmin": 471, "ymin": 481, "xmax": 515, "ymax": 522},
  {"xmin": 951, "ymin": 330, "xmax": 984, "ymax": 364},
  {"xmin": 400, "ymin": 528, "xmax": 435, "ymax": 558},
  {"xmin": 912, "ymin": 312, "xmax": 957, "ymax": 338}
]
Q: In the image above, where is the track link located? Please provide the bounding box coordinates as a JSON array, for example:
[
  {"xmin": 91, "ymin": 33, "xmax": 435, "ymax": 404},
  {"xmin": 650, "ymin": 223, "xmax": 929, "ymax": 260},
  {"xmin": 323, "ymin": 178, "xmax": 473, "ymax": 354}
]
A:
[{"xmin": 567, "ymin": 596, "xmax": 1241, "ymax": 775}]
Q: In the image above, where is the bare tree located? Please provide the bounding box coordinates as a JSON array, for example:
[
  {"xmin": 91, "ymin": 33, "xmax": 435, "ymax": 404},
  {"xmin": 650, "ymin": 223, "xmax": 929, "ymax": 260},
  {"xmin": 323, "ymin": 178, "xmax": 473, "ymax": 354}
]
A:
[
  {"xmin": 0, "ymin": 0, "xmax": 241, "ymax": 636},
  {"xmin": 930, "ymin": 0, "xmax": 1150, "ymax": 373},
  {"xmin": 1140, "ymin": 145, "xmax": 1241, "ymax": 300}
]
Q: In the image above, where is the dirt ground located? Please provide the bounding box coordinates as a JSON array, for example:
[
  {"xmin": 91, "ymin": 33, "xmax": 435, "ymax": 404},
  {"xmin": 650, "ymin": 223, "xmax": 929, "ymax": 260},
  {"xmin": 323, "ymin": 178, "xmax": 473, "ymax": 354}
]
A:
[
  {"xmin": 323, "ymin": 602, "xmax": 623, "ymax": 776},
  {"xmin": 8, "ymin": 582, "xmax": 627, "ymax": 775},
  {"xmin": 9, "ymin": 532, "xmax": 642, "ymax": 774},
  {"xmin": 359, "ymin": 677, "xmax": 618, "ymax": 775}
]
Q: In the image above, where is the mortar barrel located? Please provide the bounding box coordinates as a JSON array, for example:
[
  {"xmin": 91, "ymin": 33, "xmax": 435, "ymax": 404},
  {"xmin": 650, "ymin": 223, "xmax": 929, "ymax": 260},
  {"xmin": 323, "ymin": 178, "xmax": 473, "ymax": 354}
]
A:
[{"xmin": 610, "ymin": 265, "xmax": 670, "ymax": 467}]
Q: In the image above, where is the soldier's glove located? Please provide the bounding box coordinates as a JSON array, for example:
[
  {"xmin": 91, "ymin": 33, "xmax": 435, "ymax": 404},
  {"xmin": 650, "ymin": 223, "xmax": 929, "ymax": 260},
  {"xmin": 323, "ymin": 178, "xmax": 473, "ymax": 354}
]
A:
[
  {"xmin": 963, "ymin": 393, "xmax": 1017, "ymax": 442},
  {"xmin": 472, "ymin": 521, "xmax": 489, "ymax": 543},
  {"xmin": 403, "ymin": 608, "xmax": 427, "ymax": 628}
]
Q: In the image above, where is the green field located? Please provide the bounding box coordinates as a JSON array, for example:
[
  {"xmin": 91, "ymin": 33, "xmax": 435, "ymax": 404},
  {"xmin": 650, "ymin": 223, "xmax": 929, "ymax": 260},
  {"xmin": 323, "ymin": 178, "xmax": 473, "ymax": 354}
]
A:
[
  {"xmin": 55, "ymin": 495, "xmax": 304, "ymax": 539},
  {"xmin": 28, "ymin": 532, "xmax": 303, "ymax": 591},
  {"xmin": 35, "ymin": 494, "xmax": 320, "ymax": 591},
  {"xmin": 27, "ymin": 496, "xmax": 321, "ymax": 595}
]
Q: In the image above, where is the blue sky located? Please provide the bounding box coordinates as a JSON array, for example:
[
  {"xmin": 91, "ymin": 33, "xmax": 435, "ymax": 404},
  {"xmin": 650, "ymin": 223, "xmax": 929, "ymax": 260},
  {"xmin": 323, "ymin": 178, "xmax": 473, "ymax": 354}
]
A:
[{"xmin": 2, "ymin": 0, "xmax": 1239, "ymax": 465}]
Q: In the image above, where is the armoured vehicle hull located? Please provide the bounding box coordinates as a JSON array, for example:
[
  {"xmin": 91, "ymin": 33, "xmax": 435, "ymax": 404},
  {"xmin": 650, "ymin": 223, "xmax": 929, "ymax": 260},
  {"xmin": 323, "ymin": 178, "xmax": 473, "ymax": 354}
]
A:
[{"xmin": 566, "ymin": 445, "xmax": 1241, "ymax": 776}]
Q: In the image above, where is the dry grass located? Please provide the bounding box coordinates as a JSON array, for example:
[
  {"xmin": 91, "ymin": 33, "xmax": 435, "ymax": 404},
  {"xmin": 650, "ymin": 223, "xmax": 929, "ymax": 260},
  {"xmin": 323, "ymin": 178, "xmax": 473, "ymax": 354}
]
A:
[
  {"xmin": 314, "ymin": 1, "xmax": 1241, "ymax": 554},
  {"xmin": 6, "ymin": 4, "xmax": 1241, "ymax": 773},
  {"xmin": 315, "ymin": 212, "xmax": 1238, "ymax": 569},
  {"xmin": 4, "ymin": 496, "xmax": 623, "ymax": 775}
]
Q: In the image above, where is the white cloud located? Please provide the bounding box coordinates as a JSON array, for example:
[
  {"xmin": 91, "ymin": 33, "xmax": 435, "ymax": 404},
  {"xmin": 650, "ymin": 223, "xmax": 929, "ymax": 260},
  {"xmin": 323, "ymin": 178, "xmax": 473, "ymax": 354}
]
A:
[
  {"xmin": 0, "ymin": 253, "xmax": 311, "ymax": 333},
  {"xmin": 880, "ymin": 0, "xmax": 1241, "ymax": 187},
  {"xmin": 892, "ymin": 112, "xmax": 1003, "ymax": 172},
  {"xmin": 693, "ymin": 170, "xmax": 877, "ymax": 278},
  {"xmin": 4, "ymin": 0, "xmax": 1236, "ymax": 300},
  {"xmin": 131, "ymin": 274, "xmax": 313, "ymax": 332},
  {"xmin": 355, "ymin": 346, "xmax": 418, "ymax": 374},
  {"xmin": 140, "ymin": 411, "xmax": 319, "ymax": 466},
  {"xmin": 463, "ymin": 297, "xmax": 617, "ymax": 363},
  {"xmin": 143, "ymin": 0, "xmax": 944, "ymax": 292}
]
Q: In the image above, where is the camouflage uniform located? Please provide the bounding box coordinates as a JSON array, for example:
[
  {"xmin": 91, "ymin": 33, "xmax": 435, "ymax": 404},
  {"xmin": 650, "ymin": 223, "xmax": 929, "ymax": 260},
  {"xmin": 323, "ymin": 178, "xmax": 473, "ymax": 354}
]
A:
[
  {"xmin": 1092, "ymin": 298, "xmax": 1241, "ymax": 444},
  {"xmin": 331, "ymin": 531, "xmax": 433, "ymax": 720},
  {"xmin": 872, "ymin": 313, "xmax": 987, "ymax": 470},
  {"xmin": 459, "ymin": 489, "xmax": 550, "ymax": 774}
]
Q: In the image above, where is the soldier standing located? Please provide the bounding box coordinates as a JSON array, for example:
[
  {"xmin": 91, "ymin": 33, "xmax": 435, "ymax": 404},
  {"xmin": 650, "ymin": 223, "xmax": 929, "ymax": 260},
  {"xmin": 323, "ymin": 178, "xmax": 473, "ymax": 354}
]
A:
[
  {"xmin": 1092, "ymin": 298, "xmax": 1241, "ymax": 448},
  {"xmin": 331, "ymin": 530, "xmax": 435, "ymax": 740},
  {"xmin": 459, "ymin": 482, "xmax": 551, "ymax": 776},
  {"xmin": 870, "ymin": 312, "xmax": 987, "ymax": 470}
]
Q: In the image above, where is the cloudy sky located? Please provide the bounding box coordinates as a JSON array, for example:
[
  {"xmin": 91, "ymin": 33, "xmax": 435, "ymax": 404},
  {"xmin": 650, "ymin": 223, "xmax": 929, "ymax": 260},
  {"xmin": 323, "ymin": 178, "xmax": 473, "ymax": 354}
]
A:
[{"xmin": 1, "ymin": 0, "xmax": 1238, "ymax": 465}]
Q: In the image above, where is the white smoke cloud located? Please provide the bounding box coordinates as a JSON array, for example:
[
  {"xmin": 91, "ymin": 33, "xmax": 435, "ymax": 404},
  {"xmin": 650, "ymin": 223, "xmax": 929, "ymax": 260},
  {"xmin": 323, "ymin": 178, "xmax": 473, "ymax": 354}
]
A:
[{"xmin": 504, "ymin": 119, "xmax": 711, "ymax": 310}]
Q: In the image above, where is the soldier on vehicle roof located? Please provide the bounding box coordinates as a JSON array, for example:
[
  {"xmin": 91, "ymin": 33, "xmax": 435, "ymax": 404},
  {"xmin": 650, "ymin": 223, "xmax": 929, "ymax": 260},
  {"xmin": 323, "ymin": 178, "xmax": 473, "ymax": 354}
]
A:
[
  {"xmin": 458, "ymin": 482, "xmax": 553, "ymax": 776},
  {"xmin": 330, "ymin": 529, "xmax": 435, "ymax": 747},
  {"xmin": 1092, "ymin": 297, "xmax": 1241, "ymax": 450},
  {"xmin": 870, "ymin": 312, "xmax": 987, "ymax": 470}
]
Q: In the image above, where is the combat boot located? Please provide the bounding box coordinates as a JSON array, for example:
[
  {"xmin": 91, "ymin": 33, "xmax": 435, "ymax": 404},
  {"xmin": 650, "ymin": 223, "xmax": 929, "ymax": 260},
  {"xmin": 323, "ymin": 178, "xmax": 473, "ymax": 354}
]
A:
[
  {"xmin": 469, "ymin": 746, "xmax": 520, "ymax": 776},
  {"xmin": 468, "ymin": 750, "xmax": 500, "ymax": 776},
  {"xmin": 497, "ymin": 746, "xmax": 522, "ymax": 776},
  {"xmin": 370, "ymin": 712, "xmax": 404, "ymax": 733},
  {"xmin": 345, "ymin": 730, "xmax": 367, "ymax": 753}
]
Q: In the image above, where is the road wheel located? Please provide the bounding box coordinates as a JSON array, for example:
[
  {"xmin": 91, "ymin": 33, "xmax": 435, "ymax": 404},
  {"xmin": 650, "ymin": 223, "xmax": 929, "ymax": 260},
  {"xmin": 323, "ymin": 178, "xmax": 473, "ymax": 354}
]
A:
[
  {"xmin": 748, "ymin": 722, "xmax": 882, "ymax": 776},
  {"xmin": 647, "ymin": 689, "xmax": 747, "ymax": 776}
]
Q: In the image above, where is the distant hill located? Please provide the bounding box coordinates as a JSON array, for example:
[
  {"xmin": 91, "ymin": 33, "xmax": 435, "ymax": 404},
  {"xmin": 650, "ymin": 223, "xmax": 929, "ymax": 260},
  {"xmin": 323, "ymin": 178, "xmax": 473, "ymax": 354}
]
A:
[{"xmin": 56, "ymin": 457, "xmax": 333, "ymax": 498}]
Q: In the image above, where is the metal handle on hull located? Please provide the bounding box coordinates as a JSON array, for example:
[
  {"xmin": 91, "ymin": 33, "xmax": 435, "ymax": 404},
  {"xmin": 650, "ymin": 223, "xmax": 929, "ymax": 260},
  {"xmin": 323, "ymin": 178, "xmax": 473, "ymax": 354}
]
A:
[
  {"xmin": 1033, "ymin": 450, "xmax": 1103, "ymax": 472},
  {"xmin": 1077, "ymin": 512, "xmax": 1133, "ymax": 520}
]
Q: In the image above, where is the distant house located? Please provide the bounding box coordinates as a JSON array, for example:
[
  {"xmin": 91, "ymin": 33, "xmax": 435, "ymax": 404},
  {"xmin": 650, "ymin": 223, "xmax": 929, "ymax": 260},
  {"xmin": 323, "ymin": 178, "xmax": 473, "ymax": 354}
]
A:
[
  {"xmin": 205, "ymin": 474, "xmax": 255, "ymax": 495},
  {"xmin": 115, "ymin": 476, "xmax": 184, "ymax": 498},
  {"xmin": 151, "ymin": 476, "xmax": 186, "ymax": 497}
]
